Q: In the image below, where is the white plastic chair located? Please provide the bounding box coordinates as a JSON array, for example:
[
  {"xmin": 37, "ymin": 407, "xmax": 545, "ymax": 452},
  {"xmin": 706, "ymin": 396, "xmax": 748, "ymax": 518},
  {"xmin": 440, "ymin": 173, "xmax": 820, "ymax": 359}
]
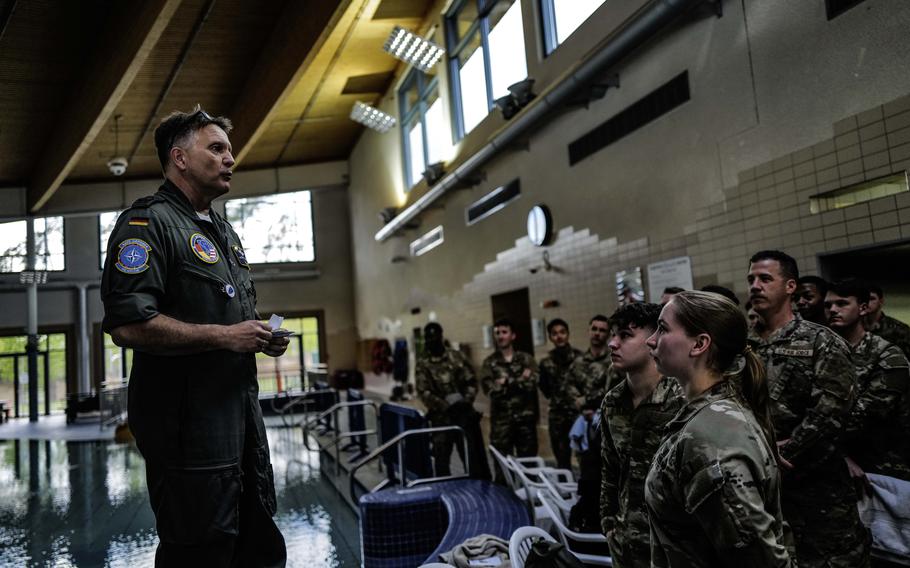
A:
[
  {"xmin": 538, "ymin": 490, "xmax": 613, "ymax": 566},
  {"xmin": 509, "ymin": 525, "xmax": 557, "ymax": 568},
  {"xmin": 539, "ymin": 471, "xmax": 578, "ymax": 515}
]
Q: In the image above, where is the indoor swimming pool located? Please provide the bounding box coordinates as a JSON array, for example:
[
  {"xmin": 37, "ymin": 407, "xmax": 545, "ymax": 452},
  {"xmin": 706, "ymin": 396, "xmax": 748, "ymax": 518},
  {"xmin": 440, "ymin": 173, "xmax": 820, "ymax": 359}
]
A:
[{"xmin": 0, "ymin": 425, "xmax": 360, "ymax": 567}]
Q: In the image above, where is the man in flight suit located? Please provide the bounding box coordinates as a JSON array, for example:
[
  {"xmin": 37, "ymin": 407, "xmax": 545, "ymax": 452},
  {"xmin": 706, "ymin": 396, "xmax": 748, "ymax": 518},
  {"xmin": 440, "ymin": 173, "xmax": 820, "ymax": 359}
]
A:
[{"xmin": 101, "ymin": 107, "xmax": 288, "ymax": 567}]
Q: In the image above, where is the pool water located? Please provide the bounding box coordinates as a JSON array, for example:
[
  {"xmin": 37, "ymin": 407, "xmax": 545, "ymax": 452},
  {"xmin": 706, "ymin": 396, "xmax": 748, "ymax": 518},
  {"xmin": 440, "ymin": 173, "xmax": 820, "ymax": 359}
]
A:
[{"xmin": 0, "ymin": 427, "xmax": 361, "ymax": 567}]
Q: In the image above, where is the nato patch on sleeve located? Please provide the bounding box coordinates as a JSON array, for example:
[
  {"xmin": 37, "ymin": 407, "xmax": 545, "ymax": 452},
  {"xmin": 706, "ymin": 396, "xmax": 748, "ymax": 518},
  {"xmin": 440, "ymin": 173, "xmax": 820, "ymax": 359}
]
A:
[
  {"xmin": 115, "ymin": 238, "xmax": 152, "ymax": 274},
  {"xmin": 189, "ymin": 232, "xmax": 220, "ymax": 264}
]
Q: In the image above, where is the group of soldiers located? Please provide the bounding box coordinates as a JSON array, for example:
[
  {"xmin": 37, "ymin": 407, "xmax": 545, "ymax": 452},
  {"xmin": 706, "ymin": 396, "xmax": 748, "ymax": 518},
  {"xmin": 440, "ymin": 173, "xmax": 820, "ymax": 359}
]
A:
[{"xmin": 415, "ymin": 248, "xmax": 910, "ymax": 567}]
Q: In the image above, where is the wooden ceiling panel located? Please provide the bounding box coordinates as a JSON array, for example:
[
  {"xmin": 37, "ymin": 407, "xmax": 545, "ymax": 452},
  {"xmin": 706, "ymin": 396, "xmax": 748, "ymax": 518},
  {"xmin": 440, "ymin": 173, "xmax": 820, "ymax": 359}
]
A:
[{"xmin": 0, "ymin": 0, "xmax": 440, "ymax": 204}]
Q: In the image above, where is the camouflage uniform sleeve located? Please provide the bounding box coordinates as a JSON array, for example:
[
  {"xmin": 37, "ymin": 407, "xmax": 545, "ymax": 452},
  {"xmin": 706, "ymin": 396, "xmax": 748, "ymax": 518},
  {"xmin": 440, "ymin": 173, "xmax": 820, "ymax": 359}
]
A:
[
  {"xmin": 460, "ymin": 352, "xmax": 478, "ymax": 404},
  {"xmin": 521, "ymin": 355, "xmax": 539, "ymax": 392},
  {"xmin": 780, "ymin": 334, "xmax": 856, "ymax": 465},
  {"xmin": 600, "ymin": 399, "xmax": 619, "ymax": 535},
  {"xmin": 479, "ymin": 358, "xmax": 496, "ymax": 396},
  {"xmin": 846, "ymin": 346, "xmax": 910, "ymax": 438},
  {"xmin": 685, "ymin": 458, "xmax": 790, "ymax": 567},
  {"xmin": 415, "ymin": 359, "xmax": 448, "ymax": 415},
  {"xmin": 538, "ymin": 358, "xmax": 555, "ymax": 398},
  {"xmin": 565, "ymin": 359, "xmax": 583, "ymax": 401}
]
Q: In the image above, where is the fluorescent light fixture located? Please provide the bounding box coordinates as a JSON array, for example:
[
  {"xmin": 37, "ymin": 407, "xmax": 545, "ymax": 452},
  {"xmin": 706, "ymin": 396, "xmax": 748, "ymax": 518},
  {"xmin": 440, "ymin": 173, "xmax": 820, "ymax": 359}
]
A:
[
  {"xmin": 383, "ymin": 26, "xmax": 445, "ymax": 71},
  {"xmin": 410, "ymin": 225, "xmax": 444, "ymax": 257},
  {"xmin": 350, "ymin": 101, "xmax": 396, "ymax": 133}
]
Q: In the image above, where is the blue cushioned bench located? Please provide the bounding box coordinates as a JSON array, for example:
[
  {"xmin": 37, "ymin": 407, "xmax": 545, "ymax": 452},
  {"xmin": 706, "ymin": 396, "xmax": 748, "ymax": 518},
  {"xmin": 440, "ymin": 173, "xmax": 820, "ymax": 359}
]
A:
[{"xmin": 360, "ymin": 479, "xmax": 530, "ymax": 568}]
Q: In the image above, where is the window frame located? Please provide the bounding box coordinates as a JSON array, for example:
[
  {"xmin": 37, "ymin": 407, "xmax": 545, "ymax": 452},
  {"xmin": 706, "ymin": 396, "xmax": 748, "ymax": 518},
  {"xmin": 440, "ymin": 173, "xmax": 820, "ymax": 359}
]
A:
[
  {"xmin": 223, "ymin": 189, "xmax": 317, "ymax": 266},
  {"xmin": 539, "ymin": 0, "xmax": 608, "ymax": 56},
  {"xmin": 445, "ymin": 0, "xmax": 523, "ymax": 140},
  {"xmin": 399, "ymin": 69, "xmax": 442, "ymax": 188},
  {"xmin": 0, "ymin": 216, "xmax": 67, "ymax": 274},
  {"xmin": 98, "ymin": 210, "xmax": 122, "ymax": 270}
]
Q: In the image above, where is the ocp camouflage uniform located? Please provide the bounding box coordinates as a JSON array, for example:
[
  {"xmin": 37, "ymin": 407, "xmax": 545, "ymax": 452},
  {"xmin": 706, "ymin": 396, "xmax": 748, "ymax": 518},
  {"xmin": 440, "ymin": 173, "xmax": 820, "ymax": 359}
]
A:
[
  {"xmin": 869, "ymin": 312, "xmax": 910, "ymax": 360},
  {"xmin": 539, "ymin": 345, "xmax": 584, "ymax": 470},
  {"xmin": 567, "ymin": 349, "xmax": 619, "ymax": 410},
  {"xmin": 600, "ymin": 375, "xmax": 684, "ymax": 568},
  {"xmin": 748, "ymin": 315, "xmax": 870, "ymax": 567},
  {"xmin": 479, "ymin": 350, "xmax": 539, "ymax": 458},
  {"xmin": 644, "ymin": 379, "xmax": 791, "ymax": 567},
  {"xmin": 416, "ymin": 347, "xmax": 479, "ymax": 476},
  {"xmin": 844, "ymin": 332, "xmax": 910, "ymax": 481}
]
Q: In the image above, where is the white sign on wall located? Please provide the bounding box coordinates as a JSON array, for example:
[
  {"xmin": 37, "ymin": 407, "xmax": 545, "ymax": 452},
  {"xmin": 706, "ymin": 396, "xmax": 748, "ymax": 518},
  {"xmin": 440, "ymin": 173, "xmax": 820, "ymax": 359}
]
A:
[{"xmin": 647, "ymin": 256, "xmax": 694, "ymax": 302}]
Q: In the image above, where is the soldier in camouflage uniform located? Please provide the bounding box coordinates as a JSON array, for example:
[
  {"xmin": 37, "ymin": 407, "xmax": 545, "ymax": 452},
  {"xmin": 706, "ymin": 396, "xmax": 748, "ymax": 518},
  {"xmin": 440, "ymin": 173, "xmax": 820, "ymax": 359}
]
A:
[
  {"xmin": 865, "ymin": 283, "xmax": 910, "ymax": 359},
  {"xmin": 824, "ymin": 280, "xmax": 910, "ymax": 482},
  {"xmin": 600, "ymin": 302, "xmax": 684, "ymax": 567},
  {"xmin": 416, "ymin": 322, "xmax": 489, "ymax": 478},
  {"xmin": 479, "ymin": 319, "xmax": 539, "ymax": 466},
  {"xmin": 568, "ymin": 315, "xmax": 620, "ymax": 412},
  {"xmin": 538, "ymin": 318, "xmax": 584, "ymax": 470},
  {"xmin": 747, "ymin": 251, "xmax": 869, "ymax": 567},
  {"xmin": 645, "ymin": 291, "xmax": 790, "ymax": 567}
]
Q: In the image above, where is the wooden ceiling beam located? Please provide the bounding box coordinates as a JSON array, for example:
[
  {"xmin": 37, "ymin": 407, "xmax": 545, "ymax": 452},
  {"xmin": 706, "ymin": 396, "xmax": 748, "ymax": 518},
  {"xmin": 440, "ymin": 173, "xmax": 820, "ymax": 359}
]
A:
[
  {"xmin": 27, "ymin": 0, "xmax": 182, "ymax": 212},
  {"xmin": 229, "ymin": 0, "xmax": 353, "ymax": 165}
]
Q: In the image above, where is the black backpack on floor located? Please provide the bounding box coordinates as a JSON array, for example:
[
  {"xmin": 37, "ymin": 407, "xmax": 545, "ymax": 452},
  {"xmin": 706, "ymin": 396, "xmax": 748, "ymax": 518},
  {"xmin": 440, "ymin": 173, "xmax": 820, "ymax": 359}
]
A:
[{"xmin": 524, "ymin": 539, "xmax": 585, "ymax": 568}]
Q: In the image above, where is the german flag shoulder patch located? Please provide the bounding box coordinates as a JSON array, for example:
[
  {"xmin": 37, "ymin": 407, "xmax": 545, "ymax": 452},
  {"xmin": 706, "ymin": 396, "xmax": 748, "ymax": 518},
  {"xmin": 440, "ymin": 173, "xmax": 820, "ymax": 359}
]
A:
[{"xmin": 128, "ymin": 217, "xmax": 150, "ymax": 227}]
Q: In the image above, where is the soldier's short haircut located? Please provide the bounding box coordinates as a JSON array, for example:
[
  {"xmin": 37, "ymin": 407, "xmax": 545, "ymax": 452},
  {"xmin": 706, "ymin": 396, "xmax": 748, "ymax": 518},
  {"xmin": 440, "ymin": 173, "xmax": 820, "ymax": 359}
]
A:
[
  {"xmin": 749, "ymin": 250, "xmax": 799, "ymax": 282},
  {"xmin": 798, "ymin": 275, "xmax": 829, "ymax": 297},
  {"xmin": 424, "ymin": 322, "xmax": 443, "ymax": 335},
  {"xmin": 829, "ymin": 278, "xmax": 871, "ymax": 305},
  {"xmin": 869, "ymin": 283, "xmax": 884, "ymax": 298},
  {"xmin": 154, "ymin": 105, "xmax": 233, "ymax": 171},
  {"xmin": 589, "ymin": 314, "xmax": 609, "ymax": 326},
  {"xmin": 493, "ymin": 318, "xmax": 514, "ymax": 331},
  {"xmin": 609, "ymin": 302, "xmax": 662, "ymax": 333},
  {"xmin": 546, "ymin": 318, "xmax": 569, "ymax": 334},
  {"xmin": 663, "ymin": 286, "xmax": 685, "ymax": 295},
  {"xmin": 700, "ymin": 285, "xmax": 740, "ymax": 306}
]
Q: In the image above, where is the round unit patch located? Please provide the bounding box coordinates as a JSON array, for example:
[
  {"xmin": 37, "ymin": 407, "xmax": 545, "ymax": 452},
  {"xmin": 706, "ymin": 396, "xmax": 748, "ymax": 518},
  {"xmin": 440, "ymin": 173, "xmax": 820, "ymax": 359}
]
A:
[
  {"xmin": 189, "ymin": 233, "xmax": 219, "ymax": 264},
  {"xmin": 115, "ymin": 238, "xmax": 151, "ymax": 274}
]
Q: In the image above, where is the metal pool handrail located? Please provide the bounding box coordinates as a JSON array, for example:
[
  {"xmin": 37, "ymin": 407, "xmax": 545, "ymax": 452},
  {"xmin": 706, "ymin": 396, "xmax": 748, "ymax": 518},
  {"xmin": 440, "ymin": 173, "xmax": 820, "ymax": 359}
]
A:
[
  {"xmin": 301, "ymin": 400, "xmax": 380, "ymax": 474},
  {"xmin": 347, "ymin": 425, "xmax": 469, "ymax": 505}
]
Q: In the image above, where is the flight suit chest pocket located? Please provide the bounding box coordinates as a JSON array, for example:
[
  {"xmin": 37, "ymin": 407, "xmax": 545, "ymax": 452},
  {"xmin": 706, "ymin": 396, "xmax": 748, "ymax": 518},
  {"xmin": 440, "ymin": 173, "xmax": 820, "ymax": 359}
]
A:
[{"xmin": 179, "ymin": 261, "xmax": 236, "ymax": 298}]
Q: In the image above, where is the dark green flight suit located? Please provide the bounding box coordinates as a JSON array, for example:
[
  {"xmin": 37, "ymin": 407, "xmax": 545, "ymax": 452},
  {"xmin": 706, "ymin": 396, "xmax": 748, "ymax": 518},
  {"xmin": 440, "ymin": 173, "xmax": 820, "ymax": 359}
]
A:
[{"xmin": 101, "ymin": 180, "xmax": 285, "ymax": 567}]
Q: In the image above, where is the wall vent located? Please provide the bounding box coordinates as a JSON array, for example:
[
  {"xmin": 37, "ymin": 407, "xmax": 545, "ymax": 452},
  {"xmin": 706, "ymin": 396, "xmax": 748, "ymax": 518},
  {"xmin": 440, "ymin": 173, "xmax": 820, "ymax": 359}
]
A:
[
  {"xmin": 410, "ymin": 225, "xmax": 444, "ymax": 257},
  {"xmin": 466, "ymin": 179, "xmax": 521, "ymax": 226},
  {"xmin": 568, "ymin": 71, "xmax": 690, "ymax": 166}
]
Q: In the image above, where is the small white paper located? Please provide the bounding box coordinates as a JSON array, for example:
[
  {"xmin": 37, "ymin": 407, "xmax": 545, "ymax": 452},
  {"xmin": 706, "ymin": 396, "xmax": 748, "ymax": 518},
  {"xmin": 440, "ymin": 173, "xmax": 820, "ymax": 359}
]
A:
[
  {"xmin": 268, "ymin": 314, "xmax": 284, "ymax": 331},
  {"xmin": 468, "ymin": 558, "xmax": 502, "ymax": 567}
]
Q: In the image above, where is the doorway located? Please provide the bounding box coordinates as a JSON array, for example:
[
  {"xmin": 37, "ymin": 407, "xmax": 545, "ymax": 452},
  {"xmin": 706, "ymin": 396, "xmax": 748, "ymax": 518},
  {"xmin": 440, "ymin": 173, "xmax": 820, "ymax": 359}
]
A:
[
  {"xmin": 490, "ymin": 288, "xmax": 534, "ymax": 356},
  {"xmin": 818, "ymin": 240, "xmax": 910, "ymax": 323}
]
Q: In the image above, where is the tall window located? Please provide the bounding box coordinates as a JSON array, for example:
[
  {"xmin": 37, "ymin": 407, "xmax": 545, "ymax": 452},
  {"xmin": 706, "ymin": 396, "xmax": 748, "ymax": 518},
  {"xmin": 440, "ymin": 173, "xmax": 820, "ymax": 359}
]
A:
[
  {"xmin": 224, "ymin": 190, "xmax": 315, "ymax": 264},
  {"xmin": 0, "ymin": 217, "xmax": 65, "ymax": 273},
  {"xmin": 541, "ymin": 0, "xmax": 607, "ymax": 54},
  {"xmin": 98, "ymin": 210, "xmax": 122, "ymax": 269},
  {"xmin": 399, "ymin": 68, "xmax": 451, "ymax": 188},
  {"xmin": 0, "ymin": 332, "xmax": 68, "ymax": 416},
  {"xmin": 102, "ymin": 332, "xmax": 132, "ymax": 382},
  {"xmin": 446, "ymin": 0, "xmax": 528, "ymax": 138}
]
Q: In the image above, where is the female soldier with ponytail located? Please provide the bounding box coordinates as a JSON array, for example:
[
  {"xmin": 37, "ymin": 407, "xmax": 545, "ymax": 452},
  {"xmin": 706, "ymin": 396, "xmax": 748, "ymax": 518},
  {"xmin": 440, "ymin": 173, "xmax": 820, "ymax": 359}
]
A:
[{"xmin": 643, "ymin": 290, "xmax": 791, "ymax": 567}]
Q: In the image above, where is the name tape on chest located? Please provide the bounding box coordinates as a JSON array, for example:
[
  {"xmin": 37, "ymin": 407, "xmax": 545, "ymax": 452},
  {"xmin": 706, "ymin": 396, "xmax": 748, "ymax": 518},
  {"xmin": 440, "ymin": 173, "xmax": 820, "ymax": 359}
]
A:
[
  {"xmin": 189, "ymin": 232, "xmax": 220, "ymax": 264},
  {"xmin": 772, "ymin": 347, "xmax": 814, "ymax": 358},
  {"xmin": 115, "ymin": 238, "xmax": 151, "ymax": 274}
]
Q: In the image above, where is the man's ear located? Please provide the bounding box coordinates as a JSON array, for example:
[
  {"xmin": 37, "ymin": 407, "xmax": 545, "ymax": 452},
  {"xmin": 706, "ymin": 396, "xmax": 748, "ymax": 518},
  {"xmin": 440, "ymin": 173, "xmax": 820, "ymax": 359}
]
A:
[
  {"xmin": 690, "ymin": 333, "xmax": 712, "ymax": 358},
  {"xmin": 170, "ymin": 146, "xmax": 188, "ymax": 171},
  {"xmin": 784, "ymin": 278, "xmax": 798, "ymax": 296},
  {"xmin": 858, "ymin": 302, "xmax": 870, "ymax": 317}
]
